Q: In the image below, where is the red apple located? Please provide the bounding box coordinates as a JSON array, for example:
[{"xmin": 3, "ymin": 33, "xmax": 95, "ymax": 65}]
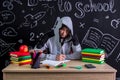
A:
[{"xmin": 19, "ymin": 45, "xmax": 28, "ymax": 52}]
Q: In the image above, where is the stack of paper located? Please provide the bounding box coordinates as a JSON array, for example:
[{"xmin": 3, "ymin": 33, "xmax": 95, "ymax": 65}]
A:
[{"xmin": 81, "ymin": 48, "xmax": 105, "ymax": 64}]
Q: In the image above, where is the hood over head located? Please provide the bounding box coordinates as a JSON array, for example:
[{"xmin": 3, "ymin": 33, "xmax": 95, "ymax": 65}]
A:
[{"xmin": 61, "ymin": 16, "xmax": 73, "ymax": 35}]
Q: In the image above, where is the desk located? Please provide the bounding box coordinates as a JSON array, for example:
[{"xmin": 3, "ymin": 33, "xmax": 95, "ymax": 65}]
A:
[{"xmin": 2, "ymin": 60, "xmax": 116, "ymax": 80}]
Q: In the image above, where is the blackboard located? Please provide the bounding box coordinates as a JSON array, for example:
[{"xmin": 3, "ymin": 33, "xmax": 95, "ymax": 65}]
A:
[{"xmin": 0, "ymin": 0, "xmax": 120, "ymax": 80}]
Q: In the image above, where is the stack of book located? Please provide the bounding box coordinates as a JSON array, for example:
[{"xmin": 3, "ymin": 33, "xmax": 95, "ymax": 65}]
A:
[
  {"xmin": 10, "ymin": 51, "xmax": 32, "ymax": 66},
  {"xmin": 81, "ymin": 48, "xmax": 105, "ymax": 64}
]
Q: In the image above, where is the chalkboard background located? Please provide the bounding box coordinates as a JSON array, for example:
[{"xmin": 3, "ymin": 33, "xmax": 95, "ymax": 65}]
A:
[{"xmin": 0, "ymin": 0, "xmax": 120, "ymax": 80}]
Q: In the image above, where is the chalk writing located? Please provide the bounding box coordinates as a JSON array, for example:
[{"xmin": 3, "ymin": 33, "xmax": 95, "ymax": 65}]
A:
[
  {"xmin": 2, "ymin": 27, "xmax": 17, "ymax": 37},
  {"xmin": 58, "ymin": 0, "xmax": 72, "ymax": 12},
  {"xmin": 82, "ymin": 27, "xmax": 119, "ymax": 57},
  {"xmin": 30, "ymin": 32, "xmax": 44, "ymax": 41},
  {"xmin": 0, "ymin": 10, "xmax": 15, "ymax": 26},
  {"xmin": 74, "ymin": 0, "xmax": 116, "ymax": 19},
  {"xmin": 111, "ymin": 18, "xmax": 120, "ymax": 29}
]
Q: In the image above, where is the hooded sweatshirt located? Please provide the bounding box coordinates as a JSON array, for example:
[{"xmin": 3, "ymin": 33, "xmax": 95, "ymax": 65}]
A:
[{"xmin": 36, "ymin": 16, "xmax": 82, "ymax": 60}]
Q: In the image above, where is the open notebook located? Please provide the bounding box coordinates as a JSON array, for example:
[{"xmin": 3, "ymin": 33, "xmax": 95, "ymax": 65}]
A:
[{"xmin": 41, "ymin": 60, "xmax": 70, "ymax": 67}]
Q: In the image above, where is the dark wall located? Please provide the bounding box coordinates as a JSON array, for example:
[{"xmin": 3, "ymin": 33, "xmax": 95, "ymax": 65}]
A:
[{"xmin": 0, "ymin": 0, "xmax": 120, "ymax": 79}]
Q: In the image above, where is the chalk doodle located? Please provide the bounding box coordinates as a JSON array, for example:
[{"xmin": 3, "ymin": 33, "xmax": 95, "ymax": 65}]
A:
[
  {"xmin": 105, "ymin": 15, "xmax": 110, "ymax": 19},
  {"xmin": 18, "ymin": 39, "xmax": 23, "ymax": 43},
  {"xmin": 57, "ymin": 0, "xmax": 72, "ymax": 13},
  {"xmin": 42, "ymin": 20, "xmax": 46, "ymax": 24},
  {"xmin": 0, "ymin": 10, "xmax": 15, "ymax": 26},
  {"xmin": 28, "ymin": 0, "xmax": 39, "ymax": 6},
  {"xmin": 2, "ymin": 27, "xmax": 17, "ymax": 37},
  {"xmin": 0, "ymin": 39, "xmax": 16, "ymax": 57},
  {"xmin": 3, "ymin": 0, "xmax": 13, "ymax": 10},
  {"xmin": 111, "ymin": 18, "xmax": 120, "ymax": 29},
  {"xmin": 3, "ymin": 0, "xmax": 22, "ymax": 10},
  {"xmin": 82, "ymin": 27, "xmax": 119, "ymax": 57},
  {"xmin": 93, "ymin": 18, "xmax": 99, "ymax": 23},
  {"xmin": 23, "ymin": 11, "xmax": 46, "ymax": 28},
  {"xmin": 116, "ymin": 53, "xmax": 120, "ymax": 63},
  {"xmin": 42, "ymin": 4, "xmax": 55, "ymax": 15},
  {"xmin": 79, "ymin": 22, "xmax": 85, "ymax": 28}
]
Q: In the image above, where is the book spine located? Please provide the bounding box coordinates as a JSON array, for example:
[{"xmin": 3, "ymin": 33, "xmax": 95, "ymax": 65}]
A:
[
  {"xmin": 82, "ymin": 52, "xmax": 104, "ymax": 56},
  {"xmin": 82, "ymin": 59, "xmax": 104, "ymax": 64},
  {"xmin": 82, "ymin": 57, "xmax": 105, "ymax": 61},
  {"xmin": 81, "ymin": 48, "xmax": 104, "ymax": 54}
]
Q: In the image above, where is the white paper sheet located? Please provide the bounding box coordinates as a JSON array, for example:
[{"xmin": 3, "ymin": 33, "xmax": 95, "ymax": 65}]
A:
[{"xmin": 41, "ymin": 60, "xmax": 70, "ymax": 66}]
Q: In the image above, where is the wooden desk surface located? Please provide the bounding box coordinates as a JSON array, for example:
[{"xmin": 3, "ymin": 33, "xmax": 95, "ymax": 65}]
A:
[
  {"xmin": 2, "ymin": 60, "xmax": 116, "ymax": 72},
  {"xmin": 2, "ymin": 60, "xmax": 117, "ymax": 80}
]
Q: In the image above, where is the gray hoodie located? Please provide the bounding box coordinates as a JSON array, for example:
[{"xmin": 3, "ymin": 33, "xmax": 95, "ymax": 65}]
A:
[{"xmin": 36, "ymin": 16, "xmax": 82, "ymax": 60}]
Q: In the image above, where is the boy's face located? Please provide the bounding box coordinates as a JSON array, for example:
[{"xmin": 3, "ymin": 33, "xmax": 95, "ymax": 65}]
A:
[{"xmin": 59, "ymin": 26, "xmax": 69, "ymax": 38}]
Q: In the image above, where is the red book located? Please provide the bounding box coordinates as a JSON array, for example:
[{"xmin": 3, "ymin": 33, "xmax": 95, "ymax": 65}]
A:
[
  {"xmin": 82, "ymin": 54, "xmax": 105, "ymax": 59},
  {"xmin": 10, "ymin": 51, "xmax": 30, "ymax": 57},
  {"xmin": 82, "ymin": 53, "xmax": 105, "ymax": 57}
]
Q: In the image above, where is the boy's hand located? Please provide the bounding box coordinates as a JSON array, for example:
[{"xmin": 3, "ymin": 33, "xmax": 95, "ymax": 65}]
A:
[
  {"xmin": 72, "ymin": 34, "xmax": 79, "ymax": 46},
  {"xmin": 56, "ymin": 54, "xmax": 66, "ymax": 61}
]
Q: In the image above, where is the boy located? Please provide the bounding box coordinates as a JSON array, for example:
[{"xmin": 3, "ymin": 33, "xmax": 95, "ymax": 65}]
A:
[{"xmin": 30, "ymin": 16, "xmax": 82, "ymax": 61}]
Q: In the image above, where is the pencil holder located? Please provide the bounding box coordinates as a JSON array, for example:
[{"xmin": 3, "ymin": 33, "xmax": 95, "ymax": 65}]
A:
[{"xmin": 30, "ymin": 52, "xmax": 41, "ymax": 69}]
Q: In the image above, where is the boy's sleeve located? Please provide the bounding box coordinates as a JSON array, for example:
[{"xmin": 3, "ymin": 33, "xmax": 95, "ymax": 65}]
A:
[
  {"xmin": 35, "ymin": 39, "xmax": 57, "ymax": 60},
  {"xmin": 65, "ymin": 44, "xmax": 82, "ymax": 59}
]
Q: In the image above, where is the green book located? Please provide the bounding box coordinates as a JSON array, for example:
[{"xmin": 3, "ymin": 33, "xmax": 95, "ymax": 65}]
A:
[
  {"xmin": 10, "ymin": 56, "xmax": 31, "ymax": 61},
  {"xmin": 81, "ymin": 48, "xmax": 105, "ymax": 54},
  {"xmin": 82, "ymin": 58, "xmax": 104, "ymax": 64}
]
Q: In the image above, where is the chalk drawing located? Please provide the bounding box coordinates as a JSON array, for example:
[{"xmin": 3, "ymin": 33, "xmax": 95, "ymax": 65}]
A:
[
  {"xmin": 23, "ymin": 11, "xmax": 46, "ymax": 28},
  {"xmin": 79, "ymin": 22, "xmax": 85, "ymax": 28},
  {"xmin": 0, "ymin": 39, "xmax": 16, "ymax": 57},
  {"xmin": 3, "ymin": 0, "xmax": 13, "ymax": 10},
  {"xmin": 116, "ymin": 53, "xmax": 120, "ymax": 62},
  {"xmin": 2, "ymin": 27, "xmax": 17, "ymax": 37},
  {"xmin": 28, "ymin": 0, "xmax": 38, "ymax": 6},
  {"xmin": 42, "ymin": 4, "xmax": 55, "ymax": 15},
  {"xmin": 0, "ymin": 10, "xmax": 15, "ymax": 26},
  {"xmin": 111, "ymin": 18, "xmax": 120, "ymax": 29},
  {"xmin": 18, "ymin": 39, "xmax": 23, "ymax": 43},
  {"xmin": 82, "ymin": 27, "xmax": 119, "ymax": 57},
  {"xmin": 3, "ymin": 0, "xmax": 22, "ymax": 10},
  {"xmin": 21, "ymin": 10, "xmax": 25, "ymax": 13},
  {"xmin": 105, "ymin": 15, "xmax": 110, "ymax": 19},
  {"xmin": 93, "ymin": 18, "xmax": 99, "ymax": 23},
  {"xmin": 42, "ymin": 20, "xmax": 46, "ymax": 24}
]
